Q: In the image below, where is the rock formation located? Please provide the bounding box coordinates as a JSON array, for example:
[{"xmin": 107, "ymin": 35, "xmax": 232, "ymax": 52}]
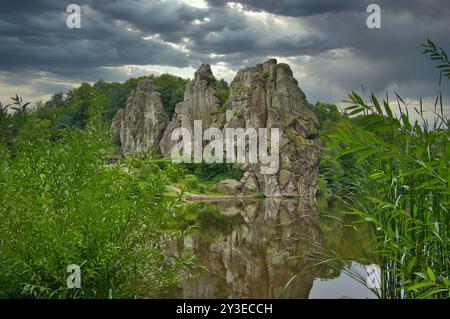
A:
[
  {"xmin": 159, "ymin": 64, "xmax": 223, "ymax": 156},
  {"xmin": 111, "ymin": 59, "xmax": 321, "ymax": 197},
  {"xmin": 225, "ymin": 59, "xmax": 320, "ymax": 197},
  {"xmin": 111, "ymin": 79, "xmax": 168, "ymax": 155},
  {"xmin": 218, "ymin": 179, "xmax": 242, "ymax": 195}
]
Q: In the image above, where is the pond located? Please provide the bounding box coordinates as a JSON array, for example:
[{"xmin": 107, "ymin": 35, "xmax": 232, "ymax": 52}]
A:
[{"xmin": 161, "ymin": 198, "xmax": 378, "ymax": 299}]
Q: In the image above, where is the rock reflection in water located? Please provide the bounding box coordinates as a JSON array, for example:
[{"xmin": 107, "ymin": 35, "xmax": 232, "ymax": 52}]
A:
[{"xmin": 181, "ymin": 199, "xmax": 322, "ymax": 299}]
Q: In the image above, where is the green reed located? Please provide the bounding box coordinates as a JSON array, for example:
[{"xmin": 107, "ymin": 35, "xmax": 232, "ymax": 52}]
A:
[{"xmin": 327, "ymin": 41, "xmax": 449, "ymax": 298}]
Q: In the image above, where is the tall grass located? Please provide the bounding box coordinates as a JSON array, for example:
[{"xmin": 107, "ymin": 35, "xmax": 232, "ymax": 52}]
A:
[
  {"xmin": 327, "ymin": 40, "xmax": 449, "ymax": 298},
  {"xmin": 0, "ymin": 119, "xmax": 192, "ymax": 298}
]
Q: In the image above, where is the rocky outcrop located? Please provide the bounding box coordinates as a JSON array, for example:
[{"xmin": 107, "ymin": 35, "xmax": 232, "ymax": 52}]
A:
[
  {"xmin": 226, "ymin": 59, "xmax": 321, "ymax": 197},
  {"xmin": 111, "ymin": 79, "xmax": 168, "ymax": 155},
  {"xmin": 159, "ymin": 64, "xmax": 223, "ymax": 156},
  {"xmin": 218, "ymin": 179, "xmax": 242, "ymax": 195},
  {"xmin": 111, "ymin": 60, "xmax": 321, "ymax": 198}
]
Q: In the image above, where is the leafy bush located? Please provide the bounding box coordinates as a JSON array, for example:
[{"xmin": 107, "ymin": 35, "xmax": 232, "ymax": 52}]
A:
[
  {"xmin": 197, "ymin": 184, "xmax": 207, "ymax": 194},
  {"xmin": 0, "ymin": 125, "xmax": 191, "ymax": 298},
  {"xmin": 182, "ymin": 162, "xmax": 244, "ymax": 183},
  {"xmin": 184, "ymin": 174, "xmax": 199, "ymax": 189}
]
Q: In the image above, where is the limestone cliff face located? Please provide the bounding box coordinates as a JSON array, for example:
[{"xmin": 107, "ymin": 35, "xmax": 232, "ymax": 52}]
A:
[
  {"xmin": 225, "ymin": 59, "xmax": 321, "ymax": 197},
  {"xmin": 111, "ymin": 79, "xmax": 168, "ymax": 155},
  {"xmin": 159, "ymin": 64, "xmax": 223, "ymax": 156}
]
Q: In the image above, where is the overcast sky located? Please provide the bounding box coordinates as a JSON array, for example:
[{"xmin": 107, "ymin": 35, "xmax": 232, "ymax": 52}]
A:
[{"xmin": 0, "ymin": 0, "xmax": 449, "ymax": 115}]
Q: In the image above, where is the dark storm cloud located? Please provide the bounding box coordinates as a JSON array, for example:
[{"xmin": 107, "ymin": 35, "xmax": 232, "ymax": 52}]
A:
[
  {"xmin": 296, "ymin": 2, "xmax": 450, "ymax": 102},
  {"xmin": 0, "ymin": 0, "xmax": 449, "ymax": 107},
  {"xmin": 0, "ymin": 0, "xmax": 253, "ymax": 81},
  {"xmin": 203, "ymin": 0, "xmax": 450, "ymax": 103},
  {"xmin": 89, "ymin": 0, "xmax": 206, "ymax": 38},
  {"xmin": 207, "ymin": 0, "xmax": 450, "ymax": 18},
  {"xmin": 207, "ymin": 0, "xmax": 361, "ymax": 16},
  {"xmin": 0, "ymin": 0, "xmax": 191, "ymax": 77}
]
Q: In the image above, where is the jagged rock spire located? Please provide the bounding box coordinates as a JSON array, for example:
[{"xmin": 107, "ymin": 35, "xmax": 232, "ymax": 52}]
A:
[
  {"xmin": 159, "ymin": 63, "xmax": 222, "ymax": 156},
  {"xmin": 111, "ymin": 79, "xmax": 168, "ymax": 155},
  {"xmin": 226, "ymin": 58, "xmax": 321, "ymax": 197}
]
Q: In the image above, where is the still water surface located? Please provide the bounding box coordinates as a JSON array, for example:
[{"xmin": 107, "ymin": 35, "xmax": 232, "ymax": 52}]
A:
[{"xmin": 163, "ymin": 199, "xmax": 377, "ymax": 299}]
